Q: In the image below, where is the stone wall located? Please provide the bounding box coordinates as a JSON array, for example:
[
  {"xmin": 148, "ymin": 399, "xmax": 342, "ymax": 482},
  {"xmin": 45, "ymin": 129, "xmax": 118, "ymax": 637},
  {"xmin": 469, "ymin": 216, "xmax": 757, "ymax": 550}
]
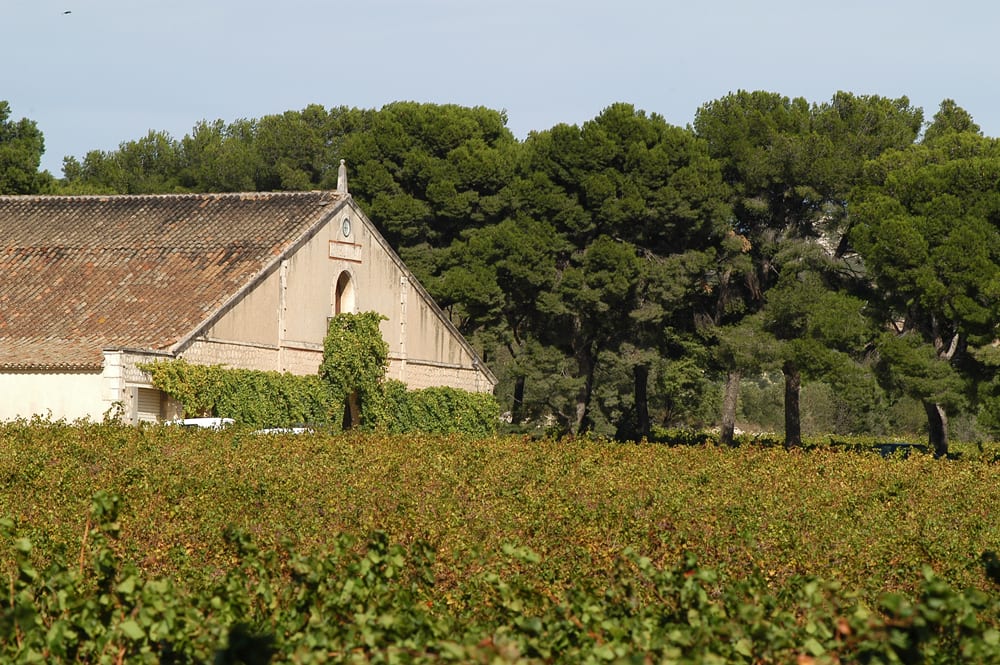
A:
[
  {"xmin": 280, "ymin": 344, "xmax": 324, "ymax": 375},
  {"xmin": 388, "ymin": 356, "xmax": 493, "ymax": 393},
  {"xmin": 180, "ymin": 338, "xmax": 281, "ymax": 372}
]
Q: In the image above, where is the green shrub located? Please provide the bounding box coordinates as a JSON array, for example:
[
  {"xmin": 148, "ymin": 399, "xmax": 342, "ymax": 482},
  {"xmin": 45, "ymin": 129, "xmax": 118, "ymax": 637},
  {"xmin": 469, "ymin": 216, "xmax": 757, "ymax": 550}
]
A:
[
  {"xmin": 380, "ymin": 383, "xmax": 500, "ymax": 436},
  {"xmin": 142, "ymin": 359, "xmax": 333, "ymax": 430},
  {"xmin": 319, "ymin": 311, "xmax": 390, "ymax": 429},
  {"xmin": 5, "ymin": 491, "xmax": 1000, "ymax": 663},
  {"xmin": 143, "ymin": 312, "xmax": 499, "ymax": 436}
]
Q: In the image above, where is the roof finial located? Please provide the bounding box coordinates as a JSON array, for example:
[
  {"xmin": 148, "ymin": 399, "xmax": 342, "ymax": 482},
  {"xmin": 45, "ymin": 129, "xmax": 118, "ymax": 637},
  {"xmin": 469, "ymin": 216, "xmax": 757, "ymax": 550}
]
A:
[{"xmin": 336, "ymin": 159, "xmax": 348, "ymax": 195}]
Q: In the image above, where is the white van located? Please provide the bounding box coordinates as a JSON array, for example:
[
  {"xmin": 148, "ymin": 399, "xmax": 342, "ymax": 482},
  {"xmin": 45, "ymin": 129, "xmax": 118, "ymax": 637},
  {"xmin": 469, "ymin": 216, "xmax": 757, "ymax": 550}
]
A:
[{"xmin": 166, "ymin": 417, "xmax": 235, "ymax": 429}]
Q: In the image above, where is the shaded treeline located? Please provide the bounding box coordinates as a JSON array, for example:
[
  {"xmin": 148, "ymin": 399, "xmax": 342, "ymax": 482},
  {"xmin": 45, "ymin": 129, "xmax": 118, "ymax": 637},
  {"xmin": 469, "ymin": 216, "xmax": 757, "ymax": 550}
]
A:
[{"xmin": 4, "ymin": 95, "xmax": 1000, "ymax": 454}]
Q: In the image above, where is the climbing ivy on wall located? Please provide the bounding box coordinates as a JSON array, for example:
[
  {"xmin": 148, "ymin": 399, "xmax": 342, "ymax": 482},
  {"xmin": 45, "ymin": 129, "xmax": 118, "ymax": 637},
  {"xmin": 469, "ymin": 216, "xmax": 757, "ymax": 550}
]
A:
[
  {"xmin": 377, "ymin": 380, "xmax": 501, "ymax": 437},
  {"xmin": 319, "ymin": 311, "xmax": 390, "ymax": 429},
  {"xmin": 143, "ymin": 312, "xmax": 499, "ymax": 435},
  {"xmin": 140, "ymin": 359, "xmax": 333, "ymax": 430}
]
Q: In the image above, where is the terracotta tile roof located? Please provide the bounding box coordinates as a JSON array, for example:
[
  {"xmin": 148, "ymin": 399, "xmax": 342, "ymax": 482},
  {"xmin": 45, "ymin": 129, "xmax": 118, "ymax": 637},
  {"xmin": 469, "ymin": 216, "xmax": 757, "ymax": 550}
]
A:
[{"xmin": 0, "ymin": 191, "xmax": 344, "ymax": 369}]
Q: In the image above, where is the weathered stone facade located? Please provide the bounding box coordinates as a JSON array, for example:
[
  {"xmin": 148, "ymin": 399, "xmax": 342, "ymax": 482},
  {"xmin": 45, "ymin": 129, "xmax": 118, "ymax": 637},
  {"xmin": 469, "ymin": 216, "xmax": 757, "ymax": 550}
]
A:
[
  {"xmin": 180, "ymin": 339, "xmax": 281, "ymax": 372},
  {"xmin": 1, "ymin": 182, "xmax": 496, "ymax": 425}
]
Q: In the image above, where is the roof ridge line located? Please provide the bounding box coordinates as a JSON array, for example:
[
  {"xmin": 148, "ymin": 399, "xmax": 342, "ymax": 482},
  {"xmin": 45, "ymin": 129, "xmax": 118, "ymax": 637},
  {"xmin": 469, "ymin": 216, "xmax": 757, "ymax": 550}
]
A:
[{"xmin": 0, "ymin": 190, "xmax": 340, "ymax": 201}]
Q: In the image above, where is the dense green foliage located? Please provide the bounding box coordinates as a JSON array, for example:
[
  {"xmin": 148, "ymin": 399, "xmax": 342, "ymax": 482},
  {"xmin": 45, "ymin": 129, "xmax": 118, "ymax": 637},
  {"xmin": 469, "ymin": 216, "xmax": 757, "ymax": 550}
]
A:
[
  {"xmin": 319, "ymin": 311, "xmax": 391, "ymax": 429},
  {"xmin": 140, "ymin": 359, "xmax": 333, "ymax": 429},
  {"xmin": 692, "ymin": 91, "xmax": 925, "ymax": 448},
  {"xmin": 378, "ymin": 381, "xmax": 502, "ymax": 437},
  {"xmin": 851, "ymin": 125, "xmax": 1000, "ymax": 455},
  {"xmin": 142, "ymin": 313, "xmax": 499, "ymax": 436},
  {"xmin": 340, "ymin": 102, "xmax": 518, "ymax": 284},
  {"xmin": 10, "ymin": 91, "xmax": 1000, "ymax": 452},
  {"xmin": 7, "ymin": 495, "xmax": 1000, "ymax": 664},
  {"xmin": 4, "ymin": 422, "xmax": 1000, "ymax": 661},
  {"xmin": 0, "ymin": 101, "xmax": 52, "ymax": 194}
]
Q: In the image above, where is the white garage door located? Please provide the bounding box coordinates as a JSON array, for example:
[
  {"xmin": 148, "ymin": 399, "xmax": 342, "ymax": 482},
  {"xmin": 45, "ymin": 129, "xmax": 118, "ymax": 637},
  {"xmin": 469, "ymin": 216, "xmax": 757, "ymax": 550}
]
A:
[{"xmin": 136, "ymin": 388, "xmax": 162, "ymax": 423}]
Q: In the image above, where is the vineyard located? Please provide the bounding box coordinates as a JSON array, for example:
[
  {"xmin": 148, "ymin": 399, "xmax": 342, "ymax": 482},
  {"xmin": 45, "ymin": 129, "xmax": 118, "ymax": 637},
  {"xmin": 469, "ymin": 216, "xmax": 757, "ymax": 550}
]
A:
[{"xmin": 3, "ymin": 419, "xmax": 1000, "ymax": 662}]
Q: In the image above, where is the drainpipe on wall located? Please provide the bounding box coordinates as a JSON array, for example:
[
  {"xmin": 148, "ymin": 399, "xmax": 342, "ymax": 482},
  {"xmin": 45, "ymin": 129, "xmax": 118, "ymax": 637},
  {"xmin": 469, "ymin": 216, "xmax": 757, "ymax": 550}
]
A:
[
  {"xmin": 278, "ymin": 258, "xmax": 289, "ymax": 372},
  {"xmin": 399, "ymin": 275, "xmax": 408, "ymax": 383}
]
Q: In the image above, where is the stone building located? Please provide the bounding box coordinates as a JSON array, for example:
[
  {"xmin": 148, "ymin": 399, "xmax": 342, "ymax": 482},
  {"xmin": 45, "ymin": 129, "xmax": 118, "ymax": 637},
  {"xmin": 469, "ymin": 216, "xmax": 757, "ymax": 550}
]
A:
[{"xmin": 0, "ymin": 165, "xmax": 495, "ymax": 424}]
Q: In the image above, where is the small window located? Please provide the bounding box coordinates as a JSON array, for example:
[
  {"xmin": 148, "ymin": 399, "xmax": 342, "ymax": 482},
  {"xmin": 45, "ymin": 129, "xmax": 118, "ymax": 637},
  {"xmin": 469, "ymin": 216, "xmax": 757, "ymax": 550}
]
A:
[
  {"xmin": 335, "ymin": 271, "xmax": 356, "ymax": 314},
  {"xmin": 136, "ymin": 388, "xmax": 162, "ymax": 423}
]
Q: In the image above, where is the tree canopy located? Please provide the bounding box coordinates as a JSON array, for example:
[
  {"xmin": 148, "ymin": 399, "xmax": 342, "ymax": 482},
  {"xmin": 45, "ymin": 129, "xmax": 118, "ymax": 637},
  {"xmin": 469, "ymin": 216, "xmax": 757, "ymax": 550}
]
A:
[
  {"xmin": 11, "ymin": 93, "xmax": 1000, "ymax": 449},
  {"xmin": 0, "ymin": 101, "xmax": 51, "ymax": 194},
  {"xmin": 850, "ymin": 123, "xmax": 1000, "ymax": 454}
]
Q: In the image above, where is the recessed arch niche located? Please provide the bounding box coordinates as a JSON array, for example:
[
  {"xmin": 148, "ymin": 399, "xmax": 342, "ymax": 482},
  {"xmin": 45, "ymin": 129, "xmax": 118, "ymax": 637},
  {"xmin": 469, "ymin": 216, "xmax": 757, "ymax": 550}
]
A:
[{"xmin": 334, "ymin": 270, "xmax": 356, "ymax": 315}]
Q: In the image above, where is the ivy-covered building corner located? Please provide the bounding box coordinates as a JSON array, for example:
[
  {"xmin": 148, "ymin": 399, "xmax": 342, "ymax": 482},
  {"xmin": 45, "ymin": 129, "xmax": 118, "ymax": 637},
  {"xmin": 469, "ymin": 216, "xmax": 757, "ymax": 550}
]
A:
[{"xmin": 0, "ymin": 165, "xmax": 496, "ymax": 424}]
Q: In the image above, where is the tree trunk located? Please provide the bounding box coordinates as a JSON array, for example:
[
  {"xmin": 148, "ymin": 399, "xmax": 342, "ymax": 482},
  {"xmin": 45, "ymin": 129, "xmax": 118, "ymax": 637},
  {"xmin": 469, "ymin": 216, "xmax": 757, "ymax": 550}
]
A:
[
  {"xmin": 572, "ymin": 346, "xmax": 596, "ymax": 435},
  {"xmin": 923, "ymin": 400, "xmax": 949, "ymax": 458},
  {"xmin": 343, "ymin": 390, "xmax": 362, "ymax": 430},
  {"xmin": 510, "ymin": 374, "xmax": 526, "ymax": 425},
  {"xmin": 634, "ymin": 364, "xmax": 650, "ymax": 440},
  {"xmin": 720, "ymin": 370, "xmax": 741, "ymax": 446},
  {"xmin": 783, "ymin": 360, "xmax": 802, "ymax": 449}
]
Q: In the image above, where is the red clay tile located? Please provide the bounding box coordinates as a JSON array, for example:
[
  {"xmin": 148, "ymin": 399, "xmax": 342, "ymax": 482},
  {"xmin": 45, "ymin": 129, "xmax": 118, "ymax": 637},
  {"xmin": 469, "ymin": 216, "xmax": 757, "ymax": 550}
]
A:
[{"xmin": 0, "ymin": 191, "xmax": 343, "ymax": 369}]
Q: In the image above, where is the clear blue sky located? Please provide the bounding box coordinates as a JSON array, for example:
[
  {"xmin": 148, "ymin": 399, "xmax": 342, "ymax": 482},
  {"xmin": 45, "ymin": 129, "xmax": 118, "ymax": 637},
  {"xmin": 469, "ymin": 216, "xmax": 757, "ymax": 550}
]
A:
[{"xmin": 5, "ymin": 0, "xmax": 999, "ymax": 175}]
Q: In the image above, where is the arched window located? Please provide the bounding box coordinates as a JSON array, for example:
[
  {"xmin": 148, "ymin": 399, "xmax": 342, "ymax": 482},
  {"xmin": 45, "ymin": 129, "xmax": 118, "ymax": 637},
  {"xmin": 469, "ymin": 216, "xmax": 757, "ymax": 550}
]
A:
[{"xmin": 334, "ymin": 271, "xmax": 355, "ymax": 315}]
